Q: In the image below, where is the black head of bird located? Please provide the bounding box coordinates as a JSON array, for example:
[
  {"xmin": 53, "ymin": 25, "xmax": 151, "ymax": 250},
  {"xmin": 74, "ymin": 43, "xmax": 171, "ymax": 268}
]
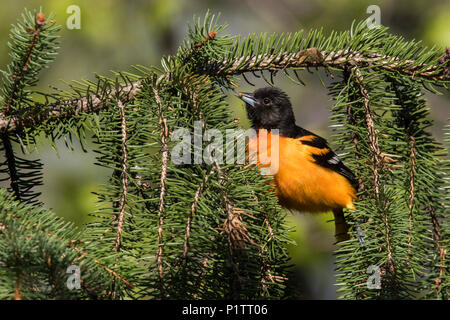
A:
[{"xmin": 237, "ymin": 87, "xmax": 296, "ymax": 133}]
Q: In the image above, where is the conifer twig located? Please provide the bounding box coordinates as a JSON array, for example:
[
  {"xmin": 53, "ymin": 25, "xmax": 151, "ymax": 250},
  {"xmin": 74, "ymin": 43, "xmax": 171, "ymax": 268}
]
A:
[
  {"xmin": 259, "ymin": 218, "xmax": 275, "ymax": 293},
  {"xmin": 350, "ymin": 65, "xmax": 395, "ymax": 276},
  {"xmin": 182, "ymin": 167, "xmax": 215, "ymax": 265},
  {"xmin": 350, "ymin": 65, "xmax": 382, "ymax": 196},
  {"xmin": 1, "ymin": 48, "xmax": 447, "ymax": 134},
  {"xmin": 214, "ymin": 161, "xmax": 243, "ymax": 284},
  {"xmin": 183, "ymin": 30, "xmax": 217, "ymax": 64},
  {"xmin": 213, "ymin": 49, "xmax": 449, "ymax": 81},
  {"xmin": 429, "ymin": 205, "xmax": 446, "ymax": 293},
  {"xmin": 4, "ymin": 12, "xmax": 47, "ymax": 114},
  {"xmin": 407, "ymin": 136, "xmax": 416, "ymax": 254},
  {"xmin": 153, "ymin": 85, "xmax": 168, "ymax": 283},
  {"xmin": 0, "ymin": 81, "xmax": 141, "ymax": 133},
  {"xmin": 114, "ymin": 99, "xmax": 129, "ymax": 253}
]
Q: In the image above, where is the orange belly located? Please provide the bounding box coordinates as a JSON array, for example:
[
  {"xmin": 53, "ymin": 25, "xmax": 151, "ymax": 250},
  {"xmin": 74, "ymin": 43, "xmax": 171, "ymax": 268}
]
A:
[{"xmin": 250, "ymin": 130, "xmax": 356, "ymax": 213}]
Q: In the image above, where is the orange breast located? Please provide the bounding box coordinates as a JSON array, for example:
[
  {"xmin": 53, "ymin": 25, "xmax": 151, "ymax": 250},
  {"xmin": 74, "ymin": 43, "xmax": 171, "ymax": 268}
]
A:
[{"xmin": 249, "ymin": 130, "xmax": 356, "ymax": 213}]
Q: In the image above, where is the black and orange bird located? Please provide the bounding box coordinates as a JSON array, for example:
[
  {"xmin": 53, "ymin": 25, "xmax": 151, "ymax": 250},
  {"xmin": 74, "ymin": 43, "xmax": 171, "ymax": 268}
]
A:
[{"xmin": 237, "ymin": 87, "xmax": 357, "ymax": 242}]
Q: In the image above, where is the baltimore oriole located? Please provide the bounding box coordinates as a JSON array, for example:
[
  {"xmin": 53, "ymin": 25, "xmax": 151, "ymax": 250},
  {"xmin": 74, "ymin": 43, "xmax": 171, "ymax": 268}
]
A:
[{"xmin": 238, "ymin": 87, "xmax": 357, "ymax": 242}]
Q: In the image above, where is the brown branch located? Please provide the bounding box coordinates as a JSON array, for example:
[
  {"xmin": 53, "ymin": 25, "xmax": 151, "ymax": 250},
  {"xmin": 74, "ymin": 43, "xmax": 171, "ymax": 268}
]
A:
[
  {"xmin": 182, "ymin": 167, "xmax": 215, "ymax": 265},
  {"xmin": 259, "ymin": 218, "xmax": 275, "ymax": 294},
  {"xmin": 221, "ymin": 206, "xmax": 258, "ymax": 249},
  {"xmin": 114, "ymin": 99, "xmax": 129, "ymax": 253},
  {"xmin": 1, "ymin": 47, "xmax": 447, "ymax": 134},
  {"xmin": 0, "ymin": 81, "xmax": 141, "ymax": 134},
  {"xmin": 217, "ymin": 163, "xmax": 257, "ymax": 249},
  {"xmin": 407, "ymin": 136, "xmax": 416, "ymax": 254},
  {"xmin": 212, "ymin": 49, "xmax": 449, "ymax": 81},
  {"xmin": 351, "ymin": 66, "xmax": 382, "ymax": 197},
  {"xmin": 350, "ymin": 65, "xmax": 395, "ymax": 276},
  {"xmin": 153, "ymin": 85, "xmax": 168, "ymax": 283},
  {"xmin": 428, "ymin": 205, "xmax": 447, "ymax": 293},
  {"xmin": 14, "ymin": 246, "xmax": 22, "ymax": 300},
  {"xmin": 14, "ymin": 281, "xmax": 22, "ymax": 300},
  {"xmin": 214, "ymin": 161, "xmax": 243, "ymax": 284}
]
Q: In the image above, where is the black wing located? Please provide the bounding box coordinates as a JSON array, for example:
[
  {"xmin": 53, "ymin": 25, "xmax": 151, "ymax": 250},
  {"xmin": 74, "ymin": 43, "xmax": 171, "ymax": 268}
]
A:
[{"xmin": 292, "ymin": 126, "xmax": 358, "ymax": 189}]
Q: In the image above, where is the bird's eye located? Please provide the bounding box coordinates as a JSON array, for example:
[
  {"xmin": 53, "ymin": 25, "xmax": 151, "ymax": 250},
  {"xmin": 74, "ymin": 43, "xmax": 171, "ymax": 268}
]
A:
[{"xmin": 263, "ymin": 97, "xmax": 271, "ymax": 105}]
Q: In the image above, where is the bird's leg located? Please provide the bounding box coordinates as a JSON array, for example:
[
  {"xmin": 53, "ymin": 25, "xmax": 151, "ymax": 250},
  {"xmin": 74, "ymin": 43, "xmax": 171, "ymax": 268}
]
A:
[{"xmin": 332, "ymin": 208, "xmax": 350, "ymax": 242}]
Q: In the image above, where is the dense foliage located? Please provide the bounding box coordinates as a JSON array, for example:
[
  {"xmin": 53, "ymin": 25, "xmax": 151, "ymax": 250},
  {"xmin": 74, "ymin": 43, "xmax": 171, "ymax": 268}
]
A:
[{"xmin": 0, "ymin": 9, "xmax": 448, "ymax": 299}]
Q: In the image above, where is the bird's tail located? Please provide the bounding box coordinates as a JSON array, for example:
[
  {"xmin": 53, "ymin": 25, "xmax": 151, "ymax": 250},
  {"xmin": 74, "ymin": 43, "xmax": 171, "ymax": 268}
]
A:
[{"xmin": 332, "ymin": 208, "xmax": 350, "ymax": 242}]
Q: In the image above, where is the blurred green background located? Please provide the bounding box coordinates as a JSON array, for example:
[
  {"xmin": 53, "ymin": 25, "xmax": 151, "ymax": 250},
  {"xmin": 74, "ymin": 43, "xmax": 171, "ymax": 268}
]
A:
[{"xmin": 1, "ymin": 0, "xmax": 449, "ymax": 299}]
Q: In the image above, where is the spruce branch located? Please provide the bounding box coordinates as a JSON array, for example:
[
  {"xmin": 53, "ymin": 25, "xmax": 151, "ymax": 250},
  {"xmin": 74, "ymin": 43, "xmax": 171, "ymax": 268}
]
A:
[
  {"xmin": 182, "ymin": 30, "xmax": 217, "ymax": 64},
  {"xmin": 0, "ymin": 80, "xmax": 141, "ymax": 134},
  {"xmin": 0, "ymin": 9, "xmax": 57, "ymax": 206},
  {"xmin": 407, "ymin": 136, "xmax": 416, "ymax": 254},
  {"xmin": 113, "ymin": 98, "xmax": 129, "ymax": 253},
  {"xmin": 2, "ymin": 220, "xmax": 135, "ymax": 295},
  {"xmin": 349, "ymin": 65, "xmax": 383, "ymax": 197},
  {"xmin": 429, "ymin": 205, "xmax": 446, "ymax": 293},
  {"xmin": 214, "ymin": 161, "xmax": 244, "ymax": 294},
  {"xmin": 182, "ymin": 166, "xmax": 216, "ymax": 265},
  {"xmin": 0, "ymin": 189, "xmax": 132, "ymax": 299},
  {"xmin": 384, "ymin": 77, "xmax": 448, "ymax": 299},
  {"xmin": 207, "ymin": 49, "xmax": 449, "ymax": 81},
  {"xmin": 2, "ymin": 11, "xmax": 57, "ymax": 114},
  {"xmin": 350, "ymin": 65, "xmax": 396, "ymax": 278},
  {"xmin": 215, "ymin": 161, "xmax": 257, "ymax": 250},
  {"xmin": 238, "ymin": 169, "xmax": 276, "ymax": 291},
  {"xmin": 1, "ymin": 42, "xmax": 448, "ymax": 135},
  {"xmin": 1, "ymin": 11, "xmax": 448, "ymax": 300},
  {"xmin": 152, "ymin": 84, "xmax": 168, "ymax": 284}
]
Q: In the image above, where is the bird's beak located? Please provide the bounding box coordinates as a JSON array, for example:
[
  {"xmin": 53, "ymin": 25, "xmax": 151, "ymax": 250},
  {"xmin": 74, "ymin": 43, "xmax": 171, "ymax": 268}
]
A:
[{"xmin": 236, "ymin": 92, "xmax": 256, "ymax": 107}]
